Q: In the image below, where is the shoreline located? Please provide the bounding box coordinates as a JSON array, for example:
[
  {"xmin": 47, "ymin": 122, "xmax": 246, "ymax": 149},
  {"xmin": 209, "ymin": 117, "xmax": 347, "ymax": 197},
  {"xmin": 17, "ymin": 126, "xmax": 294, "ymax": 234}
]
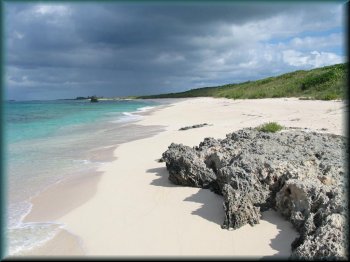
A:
[
  {"xmin": 23, "ymin": 102, "xmax": 174, "ymax": 221},
  {"xmin": 13, "ymin": 102, "xmax": 174, "ymax": 256},
  {"xmin": 17, "ymin": 97, "xmax": 346, "ymax": 257}
]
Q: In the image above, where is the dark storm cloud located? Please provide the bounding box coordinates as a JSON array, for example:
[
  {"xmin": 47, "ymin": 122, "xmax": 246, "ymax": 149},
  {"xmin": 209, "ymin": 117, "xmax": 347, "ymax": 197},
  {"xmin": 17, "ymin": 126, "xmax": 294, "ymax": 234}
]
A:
[{"xmin": 4, "ymin": 2, "xmax": 345, "ymax": 100}]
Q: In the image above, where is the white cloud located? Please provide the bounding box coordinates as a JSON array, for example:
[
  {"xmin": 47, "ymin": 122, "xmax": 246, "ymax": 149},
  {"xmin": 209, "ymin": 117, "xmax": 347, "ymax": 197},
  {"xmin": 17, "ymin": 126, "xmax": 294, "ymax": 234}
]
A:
[
  {"xmin": 182, "ymin": 4, "xmax": 345, "ymax": 82},
  {"xmin": 282, "ymin": 49, "xmax": 343, "ymax": 68},
  {"xmin": 308, "ymin": 51, "xmax": 344, "ymax": 68},
  {"xmin": 183, "ymin": 3, "xmax": 344, "ymax": 78},
  {"xmin": 287, "ymin": 33, "xmax": 342, "ymax": 51},
  {"xmin": 283, "ymin": 50, "xmax": 310, "ymax": 66},
  {"xmin": 34, "ymin": 5, "xmax": 71, "ymax": 16},
  {"xmin": 31, "ymin": 4, "xmax": 73, "ymax": 26}
]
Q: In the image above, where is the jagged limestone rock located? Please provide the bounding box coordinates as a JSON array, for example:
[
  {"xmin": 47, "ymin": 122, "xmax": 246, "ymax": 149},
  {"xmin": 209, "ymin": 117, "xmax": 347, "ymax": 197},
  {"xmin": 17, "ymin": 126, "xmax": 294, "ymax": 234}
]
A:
[
  {"xmin": 162, "ymin": 128, "xmax": 348, "ymax": 260},
  {"xmin": 162, "ymin": 143, "xmax": 217, "ymax": 188}
]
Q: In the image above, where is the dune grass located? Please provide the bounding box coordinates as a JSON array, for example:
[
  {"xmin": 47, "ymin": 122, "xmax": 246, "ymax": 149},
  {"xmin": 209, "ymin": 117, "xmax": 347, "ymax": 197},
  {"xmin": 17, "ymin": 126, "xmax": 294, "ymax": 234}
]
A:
[{"xmin": 138, "ymin": 63, "xmax": 347, "ymax": 100}]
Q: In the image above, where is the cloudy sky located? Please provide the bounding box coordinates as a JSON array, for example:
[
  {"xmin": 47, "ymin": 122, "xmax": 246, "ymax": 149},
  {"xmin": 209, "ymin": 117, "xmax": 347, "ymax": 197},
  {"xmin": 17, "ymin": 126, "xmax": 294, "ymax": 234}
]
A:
[{"xmin": 4, "ymin": 1, "xmax": 347, "ymax": 100}]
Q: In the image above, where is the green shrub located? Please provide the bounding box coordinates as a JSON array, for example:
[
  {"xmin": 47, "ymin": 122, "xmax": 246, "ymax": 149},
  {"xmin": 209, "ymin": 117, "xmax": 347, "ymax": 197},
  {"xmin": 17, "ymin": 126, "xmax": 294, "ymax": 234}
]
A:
[
  {"xmin": 257, "ymin": 78, "xmax": 273, "ymax": 85},
  {"xmin": 256, "ymin": 122, "xmax": 283, "ymax": 133},
  {"xmin": 248, "ymin": 90, "xmax": 267, "ymax": 99},
  {"xmin": 301, "ymin": 71, "xmax": 336, "ymax": 90},
  {"xmin": 272, "ymin": 93, "xmax": 282, "ymax": 98},
  {"xmin": 320, "ymin": 93, "xmax": 338, "ymax": 100}
]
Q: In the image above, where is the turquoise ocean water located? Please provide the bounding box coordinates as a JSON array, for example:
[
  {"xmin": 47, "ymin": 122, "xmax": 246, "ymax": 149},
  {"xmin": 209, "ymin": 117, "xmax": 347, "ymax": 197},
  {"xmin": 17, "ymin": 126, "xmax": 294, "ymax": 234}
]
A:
[{"xmin": 4, "ymin": 99, "xmax": 160, "ymax": 255}]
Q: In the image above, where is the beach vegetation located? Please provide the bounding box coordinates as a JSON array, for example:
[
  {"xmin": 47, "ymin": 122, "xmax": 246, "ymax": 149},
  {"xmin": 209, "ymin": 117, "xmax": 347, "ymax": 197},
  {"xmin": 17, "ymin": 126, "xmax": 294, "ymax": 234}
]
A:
[
  {"xmin": 138, "ymin": 63, "xmax": 347, "ymax": 101},
  {"xmin": 256, "ymin": 122, "xmax": 283, "ymax": 133}
]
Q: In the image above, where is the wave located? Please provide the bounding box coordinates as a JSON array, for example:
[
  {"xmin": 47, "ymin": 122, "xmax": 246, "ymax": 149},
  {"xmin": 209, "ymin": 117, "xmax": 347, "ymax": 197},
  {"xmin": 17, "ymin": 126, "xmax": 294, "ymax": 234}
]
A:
[
  {"xmin": 110, "ymin": 105, "xmax": 156, "ymax": 123},
  {"xmin": 8, "ymin": 222, "xmax": 64, "ymax": 256},
  {"xmin": 7, "ymin": 201, "xmax": 64, "ymax": 256},
  {"xmin": 137, "ymin": 106, "xmax": 155, "ymax": 112},
  {"xmin": 8, "ymin": 201, "xmax": 33, "ymax": 229}
]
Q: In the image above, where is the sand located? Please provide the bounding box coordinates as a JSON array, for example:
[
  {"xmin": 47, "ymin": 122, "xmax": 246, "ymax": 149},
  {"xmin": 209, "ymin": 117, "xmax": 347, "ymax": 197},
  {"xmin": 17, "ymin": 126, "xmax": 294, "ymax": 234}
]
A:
[
  {"xmin": 24, "ymin": 172, "xmax": 103, "ymax": 223},
  {"xmin": 22, "ymin": 97, "xmax": 346, "ymax": 258}
]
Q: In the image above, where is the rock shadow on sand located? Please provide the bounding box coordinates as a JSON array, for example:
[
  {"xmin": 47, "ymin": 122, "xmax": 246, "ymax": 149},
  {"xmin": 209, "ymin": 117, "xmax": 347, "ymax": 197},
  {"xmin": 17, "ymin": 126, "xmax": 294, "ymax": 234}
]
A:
[
  {"xmin": 260, "ymin": 210, "xmax": 299, "ymax": 260},
  {"xmin": 147, "ymin": 167, "xmax": 177, "ymax": 188},
  {"xmin": 184, "ymin": 189, "xmax": 225, "ymax": 226},
  {"xmin": 148, "ymin": 167, "xmax": 225, "ymax": 226},
  {"xmin": 147, "ymin": 167, "xmax": 298, "ymax": 258}
]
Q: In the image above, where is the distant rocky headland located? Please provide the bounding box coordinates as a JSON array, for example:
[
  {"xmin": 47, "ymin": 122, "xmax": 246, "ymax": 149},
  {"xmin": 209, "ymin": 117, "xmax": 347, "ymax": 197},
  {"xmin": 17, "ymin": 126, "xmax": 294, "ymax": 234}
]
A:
[
  {"xmin": 60, "ymin": 96, "xmax": 128, "ymax": 101},
  {"xmin": 162, "ymin": 127, "xmax": 348, "ymax": 260},
  {"xmin": 75, "ymin": 96, "xmax": 101, "ymax": 101}
]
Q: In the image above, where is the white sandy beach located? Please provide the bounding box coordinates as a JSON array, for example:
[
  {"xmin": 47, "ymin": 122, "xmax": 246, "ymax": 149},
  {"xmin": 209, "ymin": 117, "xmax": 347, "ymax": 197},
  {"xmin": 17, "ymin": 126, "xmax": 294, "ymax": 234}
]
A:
[{"xmin": 22, "ymin": 97, "xmax": 346, "ymax": 258}]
